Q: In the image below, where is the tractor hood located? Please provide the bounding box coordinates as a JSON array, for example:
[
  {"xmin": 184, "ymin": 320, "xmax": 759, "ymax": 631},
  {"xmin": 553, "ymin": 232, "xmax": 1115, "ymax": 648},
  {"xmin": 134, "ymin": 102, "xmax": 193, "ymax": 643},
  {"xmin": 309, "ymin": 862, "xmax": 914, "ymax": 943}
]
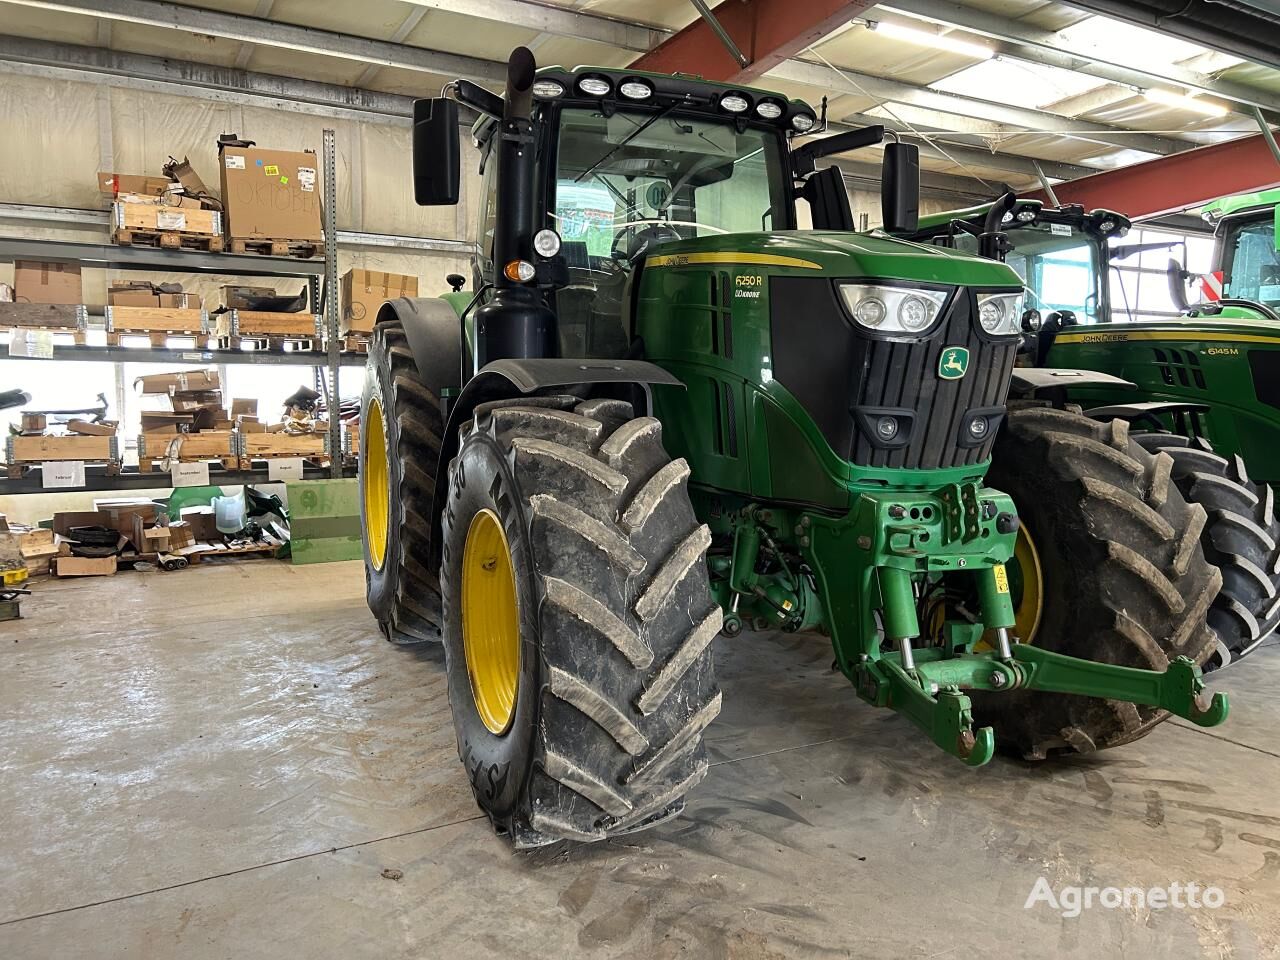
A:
[
  {"xmin": 642, "ymin": 230, "xmax": 1024, "ymax": 287},
  {"xmin": 1053, "ymin": 315, "xmax": 1280, "ymax": 347}
]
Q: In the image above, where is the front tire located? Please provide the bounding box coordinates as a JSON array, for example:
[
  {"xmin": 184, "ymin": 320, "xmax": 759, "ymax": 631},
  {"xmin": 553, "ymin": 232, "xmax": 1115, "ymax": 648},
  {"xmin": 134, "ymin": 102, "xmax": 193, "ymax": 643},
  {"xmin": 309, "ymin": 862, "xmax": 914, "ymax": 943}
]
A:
[
  {"xmin": 360, "ymin": 318, "xmax": 444, "ymax": 643},
  {"xmin": 1133, "ymin": 433, "xmax": 1280, "ymax": 668},
  {"xmin": 440, "ymin": 396, "xmax": 721, "ymax": 846},
  {"xmin": 981, "ymin": 407, "xmax": 1222, "ymax": 759}
]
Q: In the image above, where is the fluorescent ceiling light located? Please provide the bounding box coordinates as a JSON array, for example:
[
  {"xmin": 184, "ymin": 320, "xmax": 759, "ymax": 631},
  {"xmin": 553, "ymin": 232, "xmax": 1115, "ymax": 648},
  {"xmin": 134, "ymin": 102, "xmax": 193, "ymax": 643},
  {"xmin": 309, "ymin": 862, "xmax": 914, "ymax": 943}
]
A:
[
  {"xmin": 870, "ymin": 20, "xmax": 993, "ymax": 60},
  {"xmin": 1144, "ymin": 88, "xmax": 1229, "ymax": 117}
]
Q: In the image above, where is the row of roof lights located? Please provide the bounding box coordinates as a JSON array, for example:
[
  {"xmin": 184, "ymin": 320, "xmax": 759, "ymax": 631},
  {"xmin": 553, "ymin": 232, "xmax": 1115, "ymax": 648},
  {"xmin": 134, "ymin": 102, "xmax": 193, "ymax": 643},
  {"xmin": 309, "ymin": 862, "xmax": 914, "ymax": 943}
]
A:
[{"xmin": 531, "ymin": 74, "xmax": 814, "ymax": 130}]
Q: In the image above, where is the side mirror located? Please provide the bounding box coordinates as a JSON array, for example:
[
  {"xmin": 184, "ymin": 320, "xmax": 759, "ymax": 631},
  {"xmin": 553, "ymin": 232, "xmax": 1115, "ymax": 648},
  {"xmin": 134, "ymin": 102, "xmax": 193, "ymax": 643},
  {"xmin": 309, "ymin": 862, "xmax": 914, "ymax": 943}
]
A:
[
  {"xmin": 881, "ymin": 142, "xmax": 919, "ymax": 234},
  {"xmin": 413, "ymin": 97, "xmax": 460, "ymax": 206},
  {"xmin": 446, "ymin": 273, "xmax": 466, "ymax": 292},
  {"xmin": 1167, "ymin": 257, "xmax": 1191, "ymax": 312}
]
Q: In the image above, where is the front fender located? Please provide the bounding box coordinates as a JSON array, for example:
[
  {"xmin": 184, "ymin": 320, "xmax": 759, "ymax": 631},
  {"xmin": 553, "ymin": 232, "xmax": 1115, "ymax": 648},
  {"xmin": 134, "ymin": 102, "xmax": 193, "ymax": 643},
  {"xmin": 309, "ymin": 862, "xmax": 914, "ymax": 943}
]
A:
[{"xmin": 427, "ymin": 358, "xmax": 684, "ymax": 564}]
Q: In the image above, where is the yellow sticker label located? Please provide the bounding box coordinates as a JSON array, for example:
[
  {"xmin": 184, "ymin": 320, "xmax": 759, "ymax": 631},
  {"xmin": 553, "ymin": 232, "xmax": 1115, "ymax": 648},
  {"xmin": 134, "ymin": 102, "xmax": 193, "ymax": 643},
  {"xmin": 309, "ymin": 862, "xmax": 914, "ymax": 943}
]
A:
[
  {"xmin": 264, "ymin": 164, "xmax": 280, "ymax": 176},
  {"xmin": 993, "ymin": 563, "xmax": 1010, "ymax": 594}
]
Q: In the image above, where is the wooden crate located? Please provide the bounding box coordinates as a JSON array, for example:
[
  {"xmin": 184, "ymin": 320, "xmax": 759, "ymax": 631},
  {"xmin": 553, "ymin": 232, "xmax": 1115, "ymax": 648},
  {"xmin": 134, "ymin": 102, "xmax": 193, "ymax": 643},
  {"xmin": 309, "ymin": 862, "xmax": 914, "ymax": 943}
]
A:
[
  {"xmin": 6, "ymin": 433, "xmax": 117, "ymax": 463},
  {"xmin": 106, "ymin": 306, "xmax": 211, "ymax": 347},
  {"xmin": 5, "ymin": 433, "xmax": 121, "ymax": 477},
  {"xmin": 112, "ymin": 201, "xmax": 224, "ymax": 251},
  {"xmin": 240, "ymin": 432, "xmax": 326, "ymax": 461},
  {"xmin": 216, "ymin": 310, "xmax": 320, "ymax": 338},
  {"xmin": 0, "ymin": 303, "xmax": 88, "ymax": 343},
  {"xmin": 137, "ymin": 431, "xmax": 237, "ymax": 472}
]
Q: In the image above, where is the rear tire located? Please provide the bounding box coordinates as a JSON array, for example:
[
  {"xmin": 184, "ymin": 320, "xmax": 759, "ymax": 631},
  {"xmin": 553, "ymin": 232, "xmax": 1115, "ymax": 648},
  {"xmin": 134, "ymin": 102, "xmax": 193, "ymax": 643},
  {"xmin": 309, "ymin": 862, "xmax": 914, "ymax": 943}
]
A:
[
  {"xmin": 440, "ymin": 396, "xmax": 721, "ymax": 846},
  {"xmin": 980, "ymin": 407, "xmax": 1221, "ymax": 759},
  {"xmin": 1133, "ymin": 433, "xmax": 1280, "ymax": 668},
  {"xmin": 360, "ymin": 318, "xmax": 444, "ymax": 644}
]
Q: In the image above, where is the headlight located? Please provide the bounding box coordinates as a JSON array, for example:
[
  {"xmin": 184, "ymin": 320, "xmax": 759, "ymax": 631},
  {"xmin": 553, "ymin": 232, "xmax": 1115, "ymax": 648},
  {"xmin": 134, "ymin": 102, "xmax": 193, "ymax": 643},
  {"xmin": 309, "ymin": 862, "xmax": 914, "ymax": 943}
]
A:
[
  {"xmin": 577, "ymin": 75, "xmax": 611, "ymax": 97},
  {"xmin": 618, "ymin": 79, "xmax": 653, "ymax": 100},
  {"xmin": 720, "ymin": 93, "xmax": 749, "ymax": 113},
  {"xmin": 533, "ymin": 228, "xmax": 561, "ymax": 258},
  {"xmin": 791, "ymin": 112, "xmax": 815, "ymax": 132},
  {"xmin": 839, "ymin": 284, "xmax": 948, "ymax": 336},
  {"xmin": 532, "ymin": 79, "xmax": 565, "ymax": 99},
  {"xmin": 975, "ymin": 291, "xmax": 1024, "ymax": 335}
]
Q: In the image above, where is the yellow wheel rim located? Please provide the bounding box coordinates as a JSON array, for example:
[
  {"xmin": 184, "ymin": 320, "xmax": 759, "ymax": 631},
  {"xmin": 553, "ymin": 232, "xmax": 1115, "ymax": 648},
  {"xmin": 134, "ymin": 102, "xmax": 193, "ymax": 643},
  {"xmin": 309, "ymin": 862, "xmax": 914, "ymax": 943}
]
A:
[
  {"xmin": 363, "ymin": 397, "xmax": 390, "ymax": 571},
  {"xmin": 461, "ymin": 509, "xmax": 521, "ymax": 735},
  {"xmin": 1011, "ymin": 524, "xmax": 1044, "ymax": 644}
]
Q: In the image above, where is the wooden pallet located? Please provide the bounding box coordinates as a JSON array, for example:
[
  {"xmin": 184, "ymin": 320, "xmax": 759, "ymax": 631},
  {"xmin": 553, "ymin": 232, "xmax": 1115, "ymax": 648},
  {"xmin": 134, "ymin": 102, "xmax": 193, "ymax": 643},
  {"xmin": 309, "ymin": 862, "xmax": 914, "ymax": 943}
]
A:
[
  {"xmin": 113, "ymin": 228, "xmax": 225, "ymax": 252},
  {"xmin": 174, "ymin": 535, "xmax": 285, "ymax": 564},
  {"xmin": 107, "ymin": 306, "xmax": 207, "ymax": 336},
  {"xmin": 214, "ymin": 334, "xmax": 320, "ymax": 353},
  {"xmin": 228, "ymin": 238, "xmax": 324, "ymax": 259},
  {"xmin": 108, "ymin": 330, "xmax": 215, "ymax": 348},
  {"xmin": 338, "ymin": 334, "xmax": 369, "ymax": 354},
  {"xmin": 216, "ymin": 309, "xmax": 320, "ymax": 338},
  {"xmin": 5, "ymin": 458, "xmax": 121, "ymax": 479}
]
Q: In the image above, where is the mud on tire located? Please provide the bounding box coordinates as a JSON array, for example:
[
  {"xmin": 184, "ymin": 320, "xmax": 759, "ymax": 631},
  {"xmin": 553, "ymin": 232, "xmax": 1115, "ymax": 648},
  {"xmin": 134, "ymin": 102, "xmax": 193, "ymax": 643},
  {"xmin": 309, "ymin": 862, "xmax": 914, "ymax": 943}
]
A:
[
  {"xmin": 979, "ymin": 406, "xmax": 1222, "ymax": 759},
  {"xmin": 440, "ymin": 396, "xmax": 722, "ymax": 846},
  {"xmin": 1133, "ymin": 433, "xmax": 1280, "ymax": 668},
  {"xmin": 360, "ymin": 318, "xmax": 445, "ymax": 643}
]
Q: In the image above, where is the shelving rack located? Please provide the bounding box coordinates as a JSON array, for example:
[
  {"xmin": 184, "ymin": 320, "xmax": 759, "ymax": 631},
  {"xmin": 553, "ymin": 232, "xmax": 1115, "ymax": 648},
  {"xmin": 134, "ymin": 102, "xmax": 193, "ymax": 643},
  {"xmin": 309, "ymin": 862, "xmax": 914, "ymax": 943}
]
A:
[{"xmin": 0, "ymin": 129, "xmax": 353, "ymax": 490}]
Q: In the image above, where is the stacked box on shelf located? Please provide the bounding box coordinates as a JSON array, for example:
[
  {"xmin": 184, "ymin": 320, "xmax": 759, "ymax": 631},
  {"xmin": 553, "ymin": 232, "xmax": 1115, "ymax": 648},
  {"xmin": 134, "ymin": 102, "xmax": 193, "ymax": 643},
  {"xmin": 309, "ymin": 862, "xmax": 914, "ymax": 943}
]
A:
[
  {"xmin": 135, "ymin": 369, "xmax": 236, "ymax": 471},
  {"xmin": 112, "ymin": 201, "xmax": 224, "ymax": 252},
  {"xmin": 240, "ymin": 430, "xmax": 327, "ymax": 464},
  {"xmin": 1, "ymin": 261, "xmax": 87, "ymax": 343},
  {"xmin": 106, "ymin": 283, "xmax": 208, "ymax": 347},
  {"xmin": 219, "ymin": 145, "xmax": 324, "ymax": 258}
]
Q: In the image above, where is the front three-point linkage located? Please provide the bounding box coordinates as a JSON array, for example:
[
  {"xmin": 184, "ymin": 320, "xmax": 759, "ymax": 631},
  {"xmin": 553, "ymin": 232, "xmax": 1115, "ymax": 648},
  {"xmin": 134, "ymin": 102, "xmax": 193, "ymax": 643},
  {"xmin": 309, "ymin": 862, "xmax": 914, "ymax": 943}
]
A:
[{"xmin": 849, "ymin": 486, "xmax": 1228, "ymax": 766}]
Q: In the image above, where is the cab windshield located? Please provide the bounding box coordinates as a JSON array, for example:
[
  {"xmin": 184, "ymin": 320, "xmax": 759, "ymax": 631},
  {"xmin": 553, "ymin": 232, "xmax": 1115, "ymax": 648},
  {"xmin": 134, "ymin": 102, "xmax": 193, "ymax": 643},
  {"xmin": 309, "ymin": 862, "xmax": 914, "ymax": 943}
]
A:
[
  {"xmin": 551, "ymin": 106, "xmax": 791, "ymax": 260},
  {"xmin": 1221, "ymin": 212, "xmax": 1280, "ymax": 307},
  {"xmin": 547, "ymin": 105, "xmax": 791, "ymax": 357},
  {"xmin": 956, "ymin": 222, "xmax": 1102, "ymax": 322}
]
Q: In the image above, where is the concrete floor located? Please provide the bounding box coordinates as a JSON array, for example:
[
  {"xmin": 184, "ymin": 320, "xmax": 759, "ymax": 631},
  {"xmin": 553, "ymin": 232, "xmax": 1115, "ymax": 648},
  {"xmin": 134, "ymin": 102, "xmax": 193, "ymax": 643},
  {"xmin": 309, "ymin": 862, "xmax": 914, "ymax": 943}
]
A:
[{"xmin": 1, "ymin": 560, "xmax": 1278, "ymax": 959}]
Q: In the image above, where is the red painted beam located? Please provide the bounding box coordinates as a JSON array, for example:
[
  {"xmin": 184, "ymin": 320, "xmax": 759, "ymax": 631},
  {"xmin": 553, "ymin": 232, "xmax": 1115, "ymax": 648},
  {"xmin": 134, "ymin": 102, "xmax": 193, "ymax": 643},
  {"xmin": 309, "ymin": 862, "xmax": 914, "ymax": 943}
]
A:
[
  {"xmin": 1031, "ymin": 132, "xmax": 1280, "ymax": 219},
  {"xmin": 630, "ymin": 0, "xmax": 876, "ymax": 85}
]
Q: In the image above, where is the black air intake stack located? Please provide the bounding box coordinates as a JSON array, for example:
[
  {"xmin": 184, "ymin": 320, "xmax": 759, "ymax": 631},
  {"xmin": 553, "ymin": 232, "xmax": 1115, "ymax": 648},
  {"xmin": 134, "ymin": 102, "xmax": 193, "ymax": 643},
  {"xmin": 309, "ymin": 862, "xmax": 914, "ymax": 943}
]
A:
[{"xmin": 473, "ymin": 46, "xmax": 559, "ymax": 371}]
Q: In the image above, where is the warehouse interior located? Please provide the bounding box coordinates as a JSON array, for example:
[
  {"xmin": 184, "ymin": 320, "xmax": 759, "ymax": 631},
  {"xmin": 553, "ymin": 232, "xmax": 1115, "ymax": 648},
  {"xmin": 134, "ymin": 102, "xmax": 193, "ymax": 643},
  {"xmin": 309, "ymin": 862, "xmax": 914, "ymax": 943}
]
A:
[{"xmin": 2, "ymin": 1, "xmax": 1280, "ymax": 957}]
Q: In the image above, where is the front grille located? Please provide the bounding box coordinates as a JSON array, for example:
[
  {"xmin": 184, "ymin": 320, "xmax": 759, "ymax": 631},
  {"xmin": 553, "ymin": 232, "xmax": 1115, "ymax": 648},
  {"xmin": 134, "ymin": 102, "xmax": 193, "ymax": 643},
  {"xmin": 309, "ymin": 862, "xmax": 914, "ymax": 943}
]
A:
[{"xmin": 770, "ymin": 277, "xmax": 1017, "ymax": 471}]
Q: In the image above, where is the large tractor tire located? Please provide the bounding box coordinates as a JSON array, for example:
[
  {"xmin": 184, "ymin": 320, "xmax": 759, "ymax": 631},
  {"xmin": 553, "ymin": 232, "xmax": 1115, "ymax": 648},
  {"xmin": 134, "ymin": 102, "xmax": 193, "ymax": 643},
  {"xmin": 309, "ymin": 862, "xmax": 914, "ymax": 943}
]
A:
[
  {"xmin": 1132, "ymin": 433, "xmax": 1280, "ymax": 668},
  {"xmin": 359, "ymin": 318, "xmax": 445, "ymax": 643},
  {"xmin": 439, "ymin": 395, "xmax": 721, "ymax": 846},
  {"xmin": 979, "ymin": 406, "xmax": 1222, "ymax": 760}
]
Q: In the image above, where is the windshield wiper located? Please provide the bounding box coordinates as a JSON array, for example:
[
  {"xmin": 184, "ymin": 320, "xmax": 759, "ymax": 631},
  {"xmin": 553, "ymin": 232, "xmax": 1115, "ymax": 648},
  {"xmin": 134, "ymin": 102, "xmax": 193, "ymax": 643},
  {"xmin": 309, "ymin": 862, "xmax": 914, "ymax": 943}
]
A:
[{"xmin": 575, "ymin": 103, "xmax": 680, "ymax": 184}]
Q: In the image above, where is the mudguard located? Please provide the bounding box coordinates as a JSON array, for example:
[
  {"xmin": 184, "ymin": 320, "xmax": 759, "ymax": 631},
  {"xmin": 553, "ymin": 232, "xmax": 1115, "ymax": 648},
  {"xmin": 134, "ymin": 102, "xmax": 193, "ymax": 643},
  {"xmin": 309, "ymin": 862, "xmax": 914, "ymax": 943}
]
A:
[
  {"xmin": 1009, "ymin": 367, "xmax": 1135, "ymax": 398},
  {"xmin": 429, "ymin": 357, "xmax": 684, "ymax": 564},
  {"xmin": 375, "ymin": 296, "xmax": 467, "ymax": 399}
]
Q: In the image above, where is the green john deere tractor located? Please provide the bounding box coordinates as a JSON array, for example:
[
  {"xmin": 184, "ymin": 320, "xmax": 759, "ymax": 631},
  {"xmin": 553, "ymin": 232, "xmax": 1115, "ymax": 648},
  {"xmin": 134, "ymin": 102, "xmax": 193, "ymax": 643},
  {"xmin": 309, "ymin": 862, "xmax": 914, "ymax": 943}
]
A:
[
  {"xmin": 359, "ymin": 48, "xmax": 1227, "ymax": 847},
  {"xmin": 911, "ymin": 197, "xmax": 1280, "ymax": 667}
]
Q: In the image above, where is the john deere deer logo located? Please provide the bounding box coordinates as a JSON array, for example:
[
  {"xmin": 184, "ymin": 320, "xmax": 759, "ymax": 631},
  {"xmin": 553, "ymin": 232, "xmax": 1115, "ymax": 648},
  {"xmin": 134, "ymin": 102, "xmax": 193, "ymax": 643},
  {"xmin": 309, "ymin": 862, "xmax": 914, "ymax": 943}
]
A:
[{"xmin": 939, "ymin": 347, "xmax": 970, "ymax": 380}]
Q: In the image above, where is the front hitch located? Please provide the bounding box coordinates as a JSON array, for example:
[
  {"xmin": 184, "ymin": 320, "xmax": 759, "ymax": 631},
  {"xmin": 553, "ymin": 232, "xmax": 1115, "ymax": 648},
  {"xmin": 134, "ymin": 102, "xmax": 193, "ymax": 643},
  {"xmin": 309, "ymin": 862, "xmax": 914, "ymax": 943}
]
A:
[{"xmin": 857, "ymin": 646, "xmax": 1227, "ymax": 767}]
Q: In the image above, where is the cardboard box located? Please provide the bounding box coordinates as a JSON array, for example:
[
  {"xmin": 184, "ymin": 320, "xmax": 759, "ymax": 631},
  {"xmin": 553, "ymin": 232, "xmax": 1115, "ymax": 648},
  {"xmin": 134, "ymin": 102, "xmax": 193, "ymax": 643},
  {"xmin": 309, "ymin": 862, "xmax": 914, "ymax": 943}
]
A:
[
  {"xmin": 20, "ymin": 413, "xmax": 45, "ymax": 433},
  {"xmin": 51, "ymin": 511, "xmax": 109, "ymax": 537},
  {"xmin": 221, "ymin": 285, "xmax": 276, "ymax": 309},
  {"xmin": 158, "ymin": 292, "xmax": 202, "ymax": 310},
  {"xmin": 109, "ymin": 287, "xmax": 161, "ymax": 308},
  {"xmin": 97, "ymin": 171, "xmax": 170, "ymax": 199},
  {"xmin": 179, "ymin": 506, "xmax": 219, "ymax": 542},
  {"xmin": 219, "ymin": 147, "xmax": 323, "ymax": 242},
  {"xmin": 19, "ymin": 528, "xmax": 54, "ymax": 554},
  {"xmin": 135, "ymin": 370, "xmax": 221, "ymax": 395},
  {"xmin": 56, "ymin": 556, "xmax": 117, "ymax": 577},
  {"xmin": 342, "ymin": 269, "xmax": 418, "ymax": 335},
  {"xmin": 140, "ymin": 412, "xmax": 194, "ymax": 433},
  {"xmin": 166, "ymin": 522, "xmax": 195, "ymax": 550},
  {"xmin": 14, "ymin": 261, "xmax": 82, "ymax": 305},
  {"xmin": 236, "ymin": 417, "xmax": 267, "ymax": 433},
  {"xmin": 230, "ymin": 398, "xmax": 258, "ymax": 418},
  {"xmin": 67, "ymin": 420, "xmax": 117, "ymax": 437}
]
